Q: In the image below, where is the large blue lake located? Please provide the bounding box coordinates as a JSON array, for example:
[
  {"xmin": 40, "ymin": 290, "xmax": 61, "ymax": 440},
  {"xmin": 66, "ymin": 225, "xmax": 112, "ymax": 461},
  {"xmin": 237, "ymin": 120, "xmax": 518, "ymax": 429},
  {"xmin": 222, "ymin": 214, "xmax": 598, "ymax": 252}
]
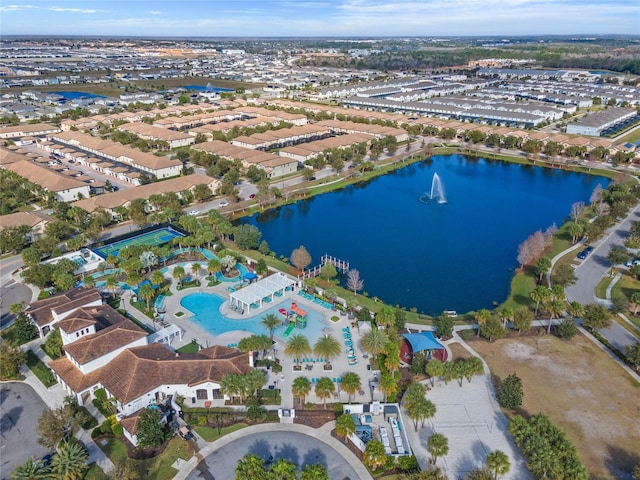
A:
[{"xmin": 241, "ymin": 155, "xmax": 608, "ymax": 314}]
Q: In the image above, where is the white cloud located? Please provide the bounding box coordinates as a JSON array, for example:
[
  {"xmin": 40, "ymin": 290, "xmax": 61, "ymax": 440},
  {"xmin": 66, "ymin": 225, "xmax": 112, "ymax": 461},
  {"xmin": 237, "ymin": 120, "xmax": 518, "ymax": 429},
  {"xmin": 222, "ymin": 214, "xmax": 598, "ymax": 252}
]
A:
[
  {"xmin": 0, "ymin": 4, "xmax": 37, "ymax": 12},
  {"xmin": 148, "ymin": 10, "xmax": 163, "ymax": 15},
  {"xmin": 48, "ymin": 6, "xmax": 108, "ymax": 13}
]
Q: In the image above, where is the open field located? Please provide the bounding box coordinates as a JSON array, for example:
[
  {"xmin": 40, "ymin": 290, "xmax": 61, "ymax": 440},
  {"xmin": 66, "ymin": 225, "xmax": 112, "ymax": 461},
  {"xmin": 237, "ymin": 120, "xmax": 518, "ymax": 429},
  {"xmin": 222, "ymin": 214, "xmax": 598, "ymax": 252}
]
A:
[{"xmin": 469, "ymin": 334, "xmax": 640, "ymax": 480}]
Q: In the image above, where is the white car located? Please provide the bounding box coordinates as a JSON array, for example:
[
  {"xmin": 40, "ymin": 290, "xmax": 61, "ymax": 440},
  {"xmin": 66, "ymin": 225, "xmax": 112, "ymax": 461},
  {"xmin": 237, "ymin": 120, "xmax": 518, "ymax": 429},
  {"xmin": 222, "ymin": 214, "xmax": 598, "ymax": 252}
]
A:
[
  {"xmin": 218, "ymin": 200, "xmax": 229, "ymax": 207},
  {"xmin": 187, "ymin": 210, "xmax": 199, "ymax": 216}
]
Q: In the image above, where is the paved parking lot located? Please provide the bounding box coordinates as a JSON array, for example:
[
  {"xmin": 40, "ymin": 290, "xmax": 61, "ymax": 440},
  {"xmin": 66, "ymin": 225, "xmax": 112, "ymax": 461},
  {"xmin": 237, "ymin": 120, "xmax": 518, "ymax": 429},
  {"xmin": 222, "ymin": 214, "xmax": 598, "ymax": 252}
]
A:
[
  {"xmin": 185, "ymin": 431, "xmax": 360, "ymax": 480},
  {"xmin": 0, "ymin": 383, "xmax": 50, "ymax": 479}
]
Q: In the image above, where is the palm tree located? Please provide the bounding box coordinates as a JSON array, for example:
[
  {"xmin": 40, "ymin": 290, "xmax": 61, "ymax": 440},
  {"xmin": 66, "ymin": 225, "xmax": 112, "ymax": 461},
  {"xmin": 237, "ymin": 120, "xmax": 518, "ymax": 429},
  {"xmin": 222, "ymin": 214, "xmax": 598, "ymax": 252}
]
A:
[
  {"xmin": 151, "ymin": 270, "xmax": 165, "ymax": 288},
  {"xmin": 10, "ymin": 457, "xmax": 51, "ymax": 479},
  {"xmin": 138, "ymin": 283, "xmax": 155, "ymax": 309},
  {"xmin": 384, "ymin": 342, "xmax": 401, "ymax": 373},
  {"xmin": 375, "ymin": 306, "xmax": 396, "ymax": 329},
  {"xmin": 235, "ymin": 453, "xmax": 266, "ymax": 480},
  {"xmin": 126, "ymin": 271, "xmax": 142, "ymax": 291},
  {"xmin": 261, "ymin": 313, "xmax": 282, "ymax": 342},
  {"xmin": 313, "ymin": 334, "xmax": 341, "ymax": 367},
  {"xmin": 474, "ymin": 309, "xmax": 491, "ymax": 337},
  {"xmin": 530, "ymin": 285, "xmax": 550, "ymax": 317},
  {"xmin": 207, "ymin": 258, "xmax": 221, "ymax": 279},
  {"xmin": 291, "ymin": 376, "xmax": 311, "ymax": 407},
  {"xmin": 425, "ymin": 359, "xmax": 444, "ymax": 387},
  {"xmin": 268, "ymin": 459, "xmax": 296, "ymax": 480},
  {"xmin": 498, "ymin": 306, "xmax": 514, "ymax": 327},
  {"xmin": 630, "ymin": 293, "xmax": 640, "ymax": 315},
  {"xmin": 52, "ymin": 440, "xmax": 88, "ymax": 480},
  {"xmin": 363, "ymin": 439, "xmax": 387, "ymax": 470},
  {"xmin": 191, "ymin": 262, "xmax": 201, "ymax": 281},
  {"xmin": 315, "ymin": 377, "xmax": 335, "ymax": 409},
  {"xmin": 172, "ymin": 265, "xmax": 186, "ymax": 288},
  {"xmin": 427, "ymin": 433, "xmax": 449, "ymax": 466},
  {"xmin": 341, "ymin": 372, "xmax": 361, "ymax": 404},
  {"xmin": 335, "ymin": 413, "xmax": 356, "ymax": 443},
  {"xmin": 82, "ymin": 275, "xmax": 96, "ymax": 289},
  {"xmin": 300, "ymin": 463, "xmax": 329, "ymax": 480},
  {"xmin": 359, "ymin": 328, "xmax": 389, "ymax": 359},
  {"xmin": 486, "ymin": 450, "xmax": 511, "ymax": 479},
  {"xmin": 285, "ymin": 334, "xmax": 311, "ymax": 366},
  {"xmin": 105, "ymin": 275, "xmax": 119, "ymax": 298},
  {"xmin": 377, "ymin": 372, "xmax": 398, "ymax": 402}
]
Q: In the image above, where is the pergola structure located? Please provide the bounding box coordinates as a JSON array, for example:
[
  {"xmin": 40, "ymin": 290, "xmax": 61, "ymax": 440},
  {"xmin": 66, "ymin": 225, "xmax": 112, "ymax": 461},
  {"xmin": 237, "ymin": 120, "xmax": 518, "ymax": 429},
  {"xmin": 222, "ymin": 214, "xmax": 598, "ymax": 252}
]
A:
[{"xmin": 228, "ymin": 272, "xmax": 297, "ymax": 314}]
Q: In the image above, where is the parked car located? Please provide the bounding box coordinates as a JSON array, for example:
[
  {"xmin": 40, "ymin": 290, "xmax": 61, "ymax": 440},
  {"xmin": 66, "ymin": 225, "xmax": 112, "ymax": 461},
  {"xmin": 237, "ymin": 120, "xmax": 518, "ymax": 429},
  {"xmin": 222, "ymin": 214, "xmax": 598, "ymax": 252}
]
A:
[
  {"xmin": 187, "ymin": 210, "xmax": 199, "ymax": 216},
  {"xmin": 248, "ymin": 193, "xmax": 256, "ymax": 199},
  {"xmin": 577, "ymin": 246, "xmax": 594, "ymax": 260},
  {"xmin": 218, "ymin": 200, "xmax": 229, "ymax": 207},
  {"xmin": 309, "ymin": 176, "xmax": 317, "ymax": 181}
]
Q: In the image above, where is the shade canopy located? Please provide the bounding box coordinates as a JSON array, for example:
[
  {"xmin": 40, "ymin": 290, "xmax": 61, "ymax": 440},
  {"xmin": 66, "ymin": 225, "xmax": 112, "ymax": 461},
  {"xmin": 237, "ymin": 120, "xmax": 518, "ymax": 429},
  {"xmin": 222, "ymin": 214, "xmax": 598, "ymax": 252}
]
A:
[{"xmin": 402, "ymin": 331, "xmax": 444, "ymax": 352}]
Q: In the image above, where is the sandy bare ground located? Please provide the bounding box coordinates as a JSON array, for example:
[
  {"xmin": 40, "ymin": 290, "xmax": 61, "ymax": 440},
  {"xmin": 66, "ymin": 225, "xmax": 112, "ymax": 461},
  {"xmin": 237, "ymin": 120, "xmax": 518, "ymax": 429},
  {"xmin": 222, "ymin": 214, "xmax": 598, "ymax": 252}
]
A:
[{"xmin": 469, "ymin": 334, "xmax": 640, "ymax": 480}]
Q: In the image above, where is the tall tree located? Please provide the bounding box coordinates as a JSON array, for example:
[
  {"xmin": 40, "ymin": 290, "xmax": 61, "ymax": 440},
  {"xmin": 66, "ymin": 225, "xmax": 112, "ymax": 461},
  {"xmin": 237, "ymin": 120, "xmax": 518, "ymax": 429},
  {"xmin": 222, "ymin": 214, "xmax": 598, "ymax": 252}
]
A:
[
  {"xmin": 533, "ymin": 257, "xmax": 551, "ymax": 282},
  {"xmin": 314, "ymin": 377, "xmax": 335, "ymax": 409},
  {"xmin": 375, "ymin": 306, "xmax": 396, "ymax": 329},
  {"xmin": 359, "ymin": 328, "xmax": 389, "ymax": 359},
  {"xmin": 51, "ymin": 440, "xmax": 88, "ymax": 480},
  {"xmin": 498, "ymin": 374, "xmax": 523, "ymax": 410},
  {"xmin": 425, "ymin": 359, "xmax": 444, "ymax": 387},
  {"xmin": 530, "ymin": 285, "xmax": 551, "ymax": 317},
  {"xmin": 363, "ymin": 439, "xmax": 387, "ymax": 470},
  {"xmin": 474, "ymin": 309, "xmax": 491, "ymax": 337},
  {"xmin": 512, "ymin": 307, "xmax": 534, "ymax": 333},
  {"xmin": 260, "ymin": 313, "xmax": 282, "ymax": 342},
  {"xmin": 0, "ymin": 343, "xmax": 27, "ymax": 380},
  {"xmin": 138, "ymin": 282, "xmax": 155, "ymax": 309},
  {"xmin": 136, "ymin": 408, "xmax": 165, "ymax": 448},
  {"xmin": 235, "ymin": 453, "xmax": 266, "ymax": 480},
  {"xmin": 336, "ymin": 413, "xmax": 356, "ymax": 443},
  {"xmin": 582, "ymin": 303, "xmax": 612, "ymax": 330},
  {"xmin": 485, "ymin": 450, "xmax": 511, "ymax": 480},
  {"xmin": 285, "ymin": 334, "xmax": 311, "ymax": 365},
  {"xmin": 172, "ymin": 265, "xmax": 186, "ymax": 288},
  {"xmin": 313, "ymin": 334, "xmax": 342, "ymax": 366},
  {"xmin": 427, "ymin": 433, "xmax": 449, "ymax": 466},
  {"xmin": 290, "ymin": 245, "xmax": 312, "ymax": 271},
  {"xmin": 341, "ymin": 372, "xmax": 361, "ymax": 404},
  {"xmin": 291, "ymin": 376, "xmax": 311, "ymax": 407},
  {"xmin": 346, "ymin": 268, "xmax": 364, "ymax": 296},
  {"xmin": 300, "ymin": 464, "xmax": 329, "ymax": 480},
  {"xmin": 10, "ymin": 457, "xmax": 51, "ymax": 480}
]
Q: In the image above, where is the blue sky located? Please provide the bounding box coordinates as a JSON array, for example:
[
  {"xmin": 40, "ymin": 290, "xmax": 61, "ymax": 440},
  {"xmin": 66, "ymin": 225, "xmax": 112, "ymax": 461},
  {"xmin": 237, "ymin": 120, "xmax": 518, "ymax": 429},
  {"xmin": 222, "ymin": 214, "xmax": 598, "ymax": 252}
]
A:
[{"xmin": 1, "ymin": 0, "xmax": 638, "ymax": 37}]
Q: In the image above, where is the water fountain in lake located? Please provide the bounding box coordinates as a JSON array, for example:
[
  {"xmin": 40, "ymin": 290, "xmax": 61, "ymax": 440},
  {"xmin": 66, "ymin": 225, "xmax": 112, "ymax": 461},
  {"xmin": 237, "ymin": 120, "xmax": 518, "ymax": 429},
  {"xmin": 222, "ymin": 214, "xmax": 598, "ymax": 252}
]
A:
[
  {"xmin": 419, "ymin": 172, "xmax": 447, "ymax": 204},
  {"xmin": 430, "ymin": 173, "xmax": 447, "ymax": 204}
]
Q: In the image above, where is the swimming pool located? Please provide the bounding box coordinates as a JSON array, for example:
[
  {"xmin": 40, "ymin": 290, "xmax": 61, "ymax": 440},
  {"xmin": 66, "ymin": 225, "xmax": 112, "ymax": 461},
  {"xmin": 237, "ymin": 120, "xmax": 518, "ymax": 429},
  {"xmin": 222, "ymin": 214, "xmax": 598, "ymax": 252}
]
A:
[{"xmin": 180, "ymin": 292, "xmax": 329, "ymax": 344}]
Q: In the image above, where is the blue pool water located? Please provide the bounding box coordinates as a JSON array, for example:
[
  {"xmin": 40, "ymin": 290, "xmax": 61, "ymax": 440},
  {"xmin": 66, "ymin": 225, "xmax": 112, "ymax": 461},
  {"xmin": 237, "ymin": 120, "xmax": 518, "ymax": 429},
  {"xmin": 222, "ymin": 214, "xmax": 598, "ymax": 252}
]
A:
[{"xmin": 180, "ymin": 292, "xmax": 328, "ymax": 344}]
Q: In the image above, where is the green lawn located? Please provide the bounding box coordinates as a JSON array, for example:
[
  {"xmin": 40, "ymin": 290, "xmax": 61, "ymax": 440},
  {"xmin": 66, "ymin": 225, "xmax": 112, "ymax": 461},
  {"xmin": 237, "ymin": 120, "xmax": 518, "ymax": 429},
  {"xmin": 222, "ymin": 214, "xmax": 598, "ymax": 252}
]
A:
[
  {"xmin": 193, "ymin": 423, "xmax": 247, "ymax": 442},
  {"xmin": 25, "ymin": 350, "xmax": 57, "ymax": 387},
  {"xmin": 596, "ymin": 275, "xmax": 614, "ymax": 299},
  {"xmin": 500, "ymin": 272, "xmax": 536, "ymax": 310},
  {"xmin": 615, "ymin": 129, "xmax": 640, "ymax": 145},
  {"xmin": 83, "ymin": 463, "xmax": 109, "ymax": 480},
  {"xmin": 176, "ymin": 342, "xmax": 201, "ymax": 354},
  {"xmin": 97, "ymin": 436, "xmax": 193, "ymax": 480}
]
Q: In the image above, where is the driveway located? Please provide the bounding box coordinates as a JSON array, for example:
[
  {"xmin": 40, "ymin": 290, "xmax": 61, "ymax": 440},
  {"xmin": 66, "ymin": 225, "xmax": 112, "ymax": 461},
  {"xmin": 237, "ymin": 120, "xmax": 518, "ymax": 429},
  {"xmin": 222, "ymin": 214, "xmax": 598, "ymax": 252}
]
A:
[
  {"xmin": 185, "ymin": 430, "xmax": 361, "ymax": 480},
  {"xmin": 0, "ymin": 383, "xmax": 51, "ymax": 479}
]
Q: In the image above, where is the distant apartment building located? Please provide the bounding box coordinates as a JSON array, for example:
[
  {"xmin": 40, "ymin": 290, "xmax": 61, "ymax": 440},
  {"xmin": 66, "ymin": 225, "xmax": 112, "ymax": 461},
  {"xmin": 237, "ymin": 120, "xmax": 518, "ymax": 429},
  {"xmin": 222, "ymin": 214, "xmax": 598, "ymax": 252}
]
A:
[
  {"xmin": 117, "ymin": 123, "xmax": 195, "ymax": 149},
  {"xmin": 0, "ymin": 122, "xmax": 60, "ymax": 139},
  {"xmin": 566, "ymin": 108, "xmax": 638, "ymax": 137}
]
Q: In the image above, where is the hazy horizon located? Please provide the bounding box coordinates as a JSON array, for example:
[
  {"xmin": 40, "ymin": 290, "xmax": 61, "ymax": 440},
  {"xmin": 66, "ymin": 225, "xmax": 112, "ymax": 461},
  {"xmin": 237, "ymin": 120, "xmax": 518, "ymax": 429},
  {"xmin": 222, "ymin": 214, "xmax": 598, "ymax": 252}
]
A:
[{"xmin": 1, "ymin": 0, "xmax": 638, "ymax": 37}]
